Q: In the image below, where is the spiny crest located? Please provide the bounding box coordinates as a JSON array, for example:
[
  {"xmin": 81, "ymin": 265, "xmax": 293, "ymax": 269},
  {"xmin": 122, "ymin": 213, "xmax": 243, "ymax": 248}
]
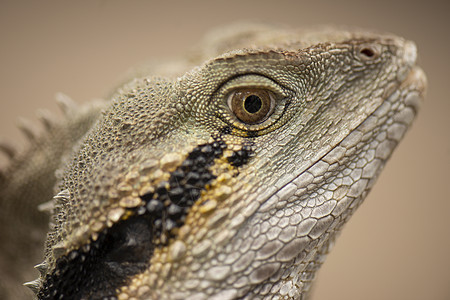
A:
[
  {"xmin": 0, "ymin": 139, "xmax": 16, "ymax": 180},
  {"xmin": 23, "ymin": 191, "xmax": 73, "ymax": 296},
  {"xmin": 0, "ymin": 138, "xmax": 16, "ymax": 159},
  {"xmin": 23, "ymin": 278, "xmax": 42, "ymax": 295},
  {"xmin": 52, "ymin": 240, "xmax": 69, "ymax": 259},
  {"xmin": 18, "ymin": 117, "xmax": 38, "ymax": 141},
  {"xmin": 37, "ymin": 109, "xmax": 57, "ymax": 130},
  {"xmin": 0, "ymin": 93, "xmax": 79, "ymax": 173},
  {"xmin": 34, "ymin": 261, "xmax": 49, "ymax": 277},
  {"xmin": 25, "ymin": 261, "xmax": 51, "ymax": 295},
  {"xmin": 56, "ymin": 92, "xmax": 79, "ymax": 116},
  {"xmin": 38, "ymin": 189, "xmax": 70, "ymax": 214}
]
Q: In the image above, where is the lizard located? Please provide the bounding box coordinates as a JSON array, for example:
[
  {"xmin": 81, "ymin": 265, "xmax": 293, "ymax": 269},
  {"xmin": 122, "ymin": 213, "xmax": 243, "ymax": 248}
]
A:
[{"xmin": 0, "ymin": 23, "xmax": 426, "ymax": 299}]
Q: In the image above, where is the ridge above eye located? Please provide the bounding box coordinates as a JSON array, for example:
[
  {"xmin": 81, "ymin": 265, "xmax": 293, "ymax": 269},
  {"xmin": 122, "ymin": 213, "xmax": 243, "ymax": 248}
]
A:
[{"xmin": 227, "ymin": 88, "xmax": 275, "ymax": 124}]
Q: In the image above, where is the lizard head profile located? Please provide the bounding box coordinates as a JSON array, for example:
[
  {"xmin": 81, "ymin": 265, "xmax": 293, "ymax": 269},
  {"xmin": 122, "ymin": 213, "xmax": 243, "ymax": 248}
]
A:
[{"xmin": 29, "ymin": 24, "xmax": 426, "ymax": 299}]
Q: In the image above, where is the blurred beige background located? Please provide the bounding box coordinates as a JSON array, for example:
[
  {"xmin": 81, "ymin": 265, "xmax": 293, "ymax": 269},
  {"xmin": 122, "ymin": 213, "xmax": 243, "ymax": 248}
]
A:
[{"xmin": 1, "ymin": 1, "xmax": 449, "ymax": 299}]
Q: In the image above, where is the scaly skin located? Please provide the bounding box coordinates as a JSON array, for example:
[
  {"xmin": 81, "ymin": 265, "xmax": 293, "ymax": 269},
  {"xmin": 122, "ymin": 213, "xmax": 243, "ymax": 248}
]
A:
[{"xmin": 2, "ymin": 24, "xmax": 426, "ymax": 299}]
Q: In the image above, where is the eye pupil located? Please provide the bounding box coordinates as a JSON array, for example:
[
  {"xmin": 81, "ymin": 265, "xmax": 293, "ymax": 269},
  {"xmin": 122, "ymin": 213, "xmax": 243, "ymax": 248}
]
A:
[
  {"xmin": 229, "ymin": 88, "xmax": 274, "ymax": 125},
  {"xmin": 244, "ymin": 95, "xmax": 262, "ymax": 113}
]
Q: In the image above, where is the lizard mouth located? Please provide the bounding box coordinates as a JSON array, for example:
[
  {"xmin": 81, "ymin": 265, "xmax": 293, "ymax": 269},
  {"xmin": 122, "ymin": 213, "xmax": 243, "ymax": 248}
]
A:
[
  {"xmin": 399, "ymin": 66, "xmax": 427, "ymax": 112},
  {"xmin": 396, "ymin": 39, "xmax": 427, "ymax": 112}
]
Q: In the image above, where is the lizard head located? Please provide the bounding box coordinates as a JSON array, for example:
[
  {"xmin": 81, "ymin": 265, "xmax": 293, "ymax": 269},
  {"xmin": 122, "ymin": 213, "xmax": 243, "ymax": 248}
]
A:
[{"xmin": 31, "ymin": 25, "xmax": 426, "ymax": 299}]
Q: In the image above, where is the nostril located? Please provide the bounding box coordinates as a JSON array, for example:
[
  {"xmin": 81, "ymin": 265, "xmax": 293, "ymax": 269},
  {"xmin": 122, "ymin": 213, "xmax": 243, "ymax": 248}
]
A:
[{"xmin": 357, "ymin": 44, "xmax": 381, "ymax": 60}]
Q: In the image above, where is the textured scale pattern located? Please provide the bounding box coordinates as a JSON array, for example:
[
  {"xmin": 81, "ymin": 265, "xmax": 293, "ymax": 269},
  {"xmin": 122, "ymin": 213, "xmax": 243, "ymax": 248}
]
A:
[{"xmin": 0, "ymin": 23, "xmax": 425, "ymax": 299}]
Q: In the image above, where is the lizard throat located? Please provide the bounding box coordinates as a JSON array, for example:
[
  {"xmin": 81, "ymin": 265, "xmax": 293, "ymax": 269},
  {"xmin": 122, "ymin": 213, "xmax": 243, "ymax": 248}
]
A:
[{"xmin": 38, "ymin": 139, "xmax": 253, "ymax": 299}]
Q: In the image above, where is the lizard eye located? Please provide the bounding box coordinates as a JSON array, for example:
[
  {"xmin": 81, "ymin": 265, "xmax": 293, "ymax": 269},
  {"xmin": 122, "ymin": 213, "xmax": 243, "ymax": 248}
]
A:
[
  {"xmin": 228, "ymin": 88, "xmax": 275, "ymax": 124},
  {"xmin": 211, "ymin": 74, "xmax": 291, "ymax": 135}
]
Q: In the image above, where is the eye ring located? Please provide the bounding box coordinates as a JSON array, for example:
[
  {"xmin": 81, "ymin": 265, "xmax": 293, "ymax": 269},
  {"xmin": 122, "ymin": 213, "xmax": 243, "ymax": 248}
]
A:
[
  {"xmin": 227, "ymin": 88, "xmax": 275, "ymax": 124},
  {"xmin": 210, "ymin": 74, "xmax": 291, "ymax": 135}
]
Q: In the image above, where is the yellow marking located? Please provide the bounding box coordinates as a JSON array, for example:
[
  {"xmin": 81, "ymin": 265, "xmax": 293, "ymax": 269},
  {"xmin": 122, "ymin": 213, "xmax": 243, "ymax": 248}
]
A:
[
  {"xmin": 119, "ymin": 196, "xmax": 142, "ymax": 208},
  {"xmin": 198, "ymin": 199, "xmax": 218, "ymax": 213},
  {"xmin": 160, "ymin": 152, "xmax": 184, "ymax": 172},
  {"xmin": 117, "ymin": 143, "xmax": 251, "ymax": 297},
  {"xmin": 107, "ymin": 207, "xmax": 125, "ymax": 223}
]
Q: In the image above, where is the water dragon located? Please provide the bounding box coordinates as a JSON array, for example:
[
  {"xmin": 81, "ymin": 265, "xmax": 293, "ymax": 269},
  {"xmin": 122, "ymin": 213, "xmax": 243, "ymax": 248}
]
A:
[{"xmin": 0, "ymin": 24, "xmax": 426, "ymax": 299}]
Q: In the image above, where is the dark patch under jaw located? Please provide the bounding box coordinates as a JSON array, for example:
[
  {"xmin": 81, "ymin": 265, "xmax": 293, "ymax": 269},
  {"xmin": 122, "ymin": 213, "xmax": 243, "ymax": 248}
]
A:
[{"xmin": 38, "ymin": 216, "xmax": 154, "ymax": 299}]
